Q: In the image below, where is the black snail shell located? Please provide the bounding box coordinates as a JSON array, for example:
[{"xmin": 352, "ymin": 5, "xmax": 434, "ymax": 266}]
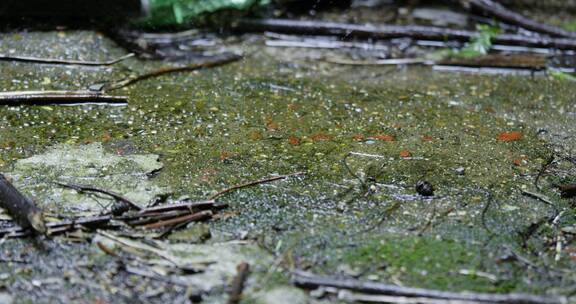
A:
[{"xmin": 416, "ymin": 180, "xmax": 434, "ymax": 196}]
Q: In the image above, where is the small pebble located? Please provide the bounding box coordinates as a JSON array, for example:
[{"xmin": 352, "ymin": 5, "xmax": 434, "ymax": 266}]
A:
[
  {"xmin": 416, "ymin": 180, "xmax": 434, "ymax": 196},
  {"xmin": 455, "ymin": 167, "xmax": 465, "ymax": 176}
]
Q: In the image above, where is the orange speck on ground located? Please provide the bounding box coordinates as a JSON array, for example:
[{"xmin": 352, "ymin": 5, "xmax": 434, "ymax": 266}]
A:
[
  {"xmin": 369, "ymin": 134, "xmax": 395, "ymax": 141},
  {"xmin": 312, "ymin": 133, "xmax": 332, "ymax": 142},
  {"xmin": 249, "ymin": 131, "xmax": 263, "ymax": 141},
  {"xmin": 220, "ymin": 151, "xmax": 231, "ymax": 162},
  {"xmin": 266, "ymin": 121, "xmax": 279, "ymax": 131},
  {"xmin": 498, "ymin": 131, "xmax": 523, "ymax": 142},
  {"xmin": 421, "ymin": 136, "xmax": 434, "ymax": 142},
  {"xmin": 287, "ymin": 103, "xmax": 300, "ymax": 111},
  {"xmin": 102, "ymin": 132, "xmax": 112, "ymax": 142},
  {"xmin": 399, "ymin": 150, "xmax": 411, "ymax": 158},
  {"xmin": 288, "ymin": 135, "xmax": 301, "ymax": 146},
  {"xmin": 352, "ymin": 134, "xmax": 365, "ymax": 142}
]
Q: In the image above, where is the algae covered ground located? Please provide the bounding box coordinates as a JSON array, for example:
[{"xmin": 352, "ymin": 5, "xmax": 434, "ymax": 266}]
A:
[{"xmin": 0, "ymin": 27, "xmax": 575, "ymax": 303}]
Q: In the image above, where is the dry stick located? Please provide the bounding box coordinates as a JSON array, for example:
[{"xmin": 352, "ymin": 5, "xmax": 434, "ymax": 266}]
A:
[
  {"xmin": 235, "ymin": 19, "xmax": 576, "ymax": 50},
  {"xmin": 338, "ymin": 291, "xmax": 484, "ymax": 304},
  {"xmin": 139, "ymin": 200, "xmax": 216, "ymax": 214},
  {"xmin": 292, "ymin": 271, "xmax": 566, "ymax": 304},
  {"xmin": 209, "ymin": 172, "xmax": 305, "ymax": 200},
  {"xmin": 0, "ymin": 91, "xmax": 128, "ymax": 105},
  {"xmin": 457, "ymin": 0, "xmax": 576, "ymax": 39},
  {"xmin": 55, "ymin": 182, "xmax": 142, "ymax": 211},
  {"xmin": 520, "ymin": 189, "xmax": 558, "ymax": 211},
  {"xmin": 0, "ymin": 53, "xmax": 135, "ymax": 66},
  {"xmin": 0, "ymin": 200, "xmax": 224, "ymax": 237},
  {"xmin": 227, "ymin": 262, "xmax": 251, "ymax": 304},
  {"xmin": 104, "ymin": 53, "xmax": 242, "ymax": 92},
  {"xmin": 0, "ymin": 174, "xmax": 46, "ymax": 234},
  {"xmin": 142, "ymin": 210, "xmax": 213, "ymax": 229},
  {"xmin": 534, "ymin": 155, "xmax": 555, "ymax": 190},
  {"xmin": 1, "ymin": 198, "xmax": 223, "ymax": 237}
]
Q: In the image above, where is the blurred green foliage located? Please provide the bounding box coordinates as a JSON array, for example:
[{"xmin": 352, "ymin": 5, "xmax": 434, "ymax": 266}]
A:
[{"xmin": 139, "ymin": 0, "xmax": 270, "ymax": 28}]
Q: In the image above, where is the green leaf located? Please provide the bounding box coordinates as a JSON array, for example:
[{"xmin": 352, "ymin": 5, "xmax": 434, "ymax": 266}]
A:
[
  {"xmin": 455, "ymin": 24, "xmax": 501, "ymax": 58},
  {"xmin": 548, "ymin": 69, "xmax": 576, "ymax": 82},
  {"xmin": 138, "ymin": 0, "xmax": 270, "ymax": 27}
]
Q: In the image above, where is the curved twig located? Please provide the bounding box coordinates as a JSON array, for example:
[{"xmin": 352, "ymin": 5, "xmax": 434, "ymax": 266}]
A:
[
  {"xmin": 209, "ymin": 172, "xmax": 305, "ymax": 200},
  {"xmin": 0, "ymin": 53, "xmax": 135, "ymax": 66},
  {"xmin": 103, "ymin": 53, "xmax": 242, "ymax": 92},
  {"xmin": 0, "ymin": 91, "xmax": 127, "ymax": 105}
]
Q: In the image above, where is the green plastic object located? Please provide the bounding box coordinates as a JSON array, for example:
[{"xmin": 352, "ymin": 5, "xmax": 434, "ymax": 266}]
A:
[{"xmin": 140, "ymin": 0, "xmax": 269, "ymax": 27}]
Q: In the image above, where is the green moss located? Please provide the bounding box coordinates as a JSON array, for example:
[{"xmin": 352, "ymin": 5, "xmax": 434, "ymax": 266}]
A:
[{"xmin": 344, "ymin": 236, "xmax": 518, "ymax": 293}]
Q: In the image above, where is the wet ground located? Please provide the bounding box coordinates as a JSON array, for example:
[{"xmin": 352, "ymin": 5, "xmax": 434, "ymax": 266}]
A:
[{"xmin": 1, "ymin": 7, "xmax": 576, "ymax": 304}]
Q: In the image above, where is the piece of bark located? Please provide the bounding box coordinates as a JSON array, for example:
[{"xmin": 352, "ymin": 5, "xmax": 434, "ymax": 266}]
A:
[
  {"xmin": 227, "ymin": 262, "xmax": 250, "ymax": 304},
  {"xmin": 0, "ymin": 174, "xmax": 46, "ymax": 234},
  {"xmin": 292, "ymin": 271, "xmax": 565, "ymax": 304},
  {"xmin": 558, "ymin": 184, "xmax": 576, "ymax": 198},
  {"xmin": 235, "ymin": 19, "xmax": 576, "ymax": 50},
  {"xmin": 438, "ymin": 54, "xmax": 547, "ymax": 69}
]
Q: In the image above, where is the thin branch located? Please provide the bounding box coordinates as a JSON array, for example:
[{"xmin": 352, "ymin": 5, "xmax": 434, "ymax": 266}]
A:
[
  {"xmin": 138, "ymin": 200, "xmax": 217, "ymax": 214},
  {"xmin": 208, "ymin": 172, "xmax": 305, "ymax": 200},
  {"xmin": 141, "ymin": 210, "xmax": 213, "ymax": 229},
  {"xmin": 520, "ymin": 189, "xmax": 558, "ymax": 211},
  {"xmin": 103, "ymin": 53, "xmax": 242, "ymax": 92},
  {"xmin": 0, "ymin": 199, "xmax": 224, "ymax": 237},
  {"xmin": 324, "ymin": 57, "xmax": 429, "ymax": 66},
  {"xmin": 534, "ymin": 155, "xmax": 555, "ymax": 190},
  {"xmin": 0, "ymin": 91, "xmax": 127, "ymax": 105},
  {"xmin": 235, "ymin": 18, "xmax": 576, "ymax": 50},
  {"xmin": 0, "ymin": 53, "xmax": 135, "ymax": 66},
  {"xmin": 55, "ymin": 182, "xmax": 142, "ymax": 211},
  {"xmin": 292, "ymin": 271, "xmax": 566, "ymax": 304}
]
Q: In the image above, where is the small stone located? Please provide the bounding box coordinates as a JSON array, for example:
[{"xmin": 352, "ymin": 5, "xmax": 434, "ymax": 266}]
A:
[
  {"xmin": 416, "ymin": 180, "xmax": 434, "ymax": 196},
  {"xmin": 455, "ymin": 167, "xmax": 465, "ymax": 175}
]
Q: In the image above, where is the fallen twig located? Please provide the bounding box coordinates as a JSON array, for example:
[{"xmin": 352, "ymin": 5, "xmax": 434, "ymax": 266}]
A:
[
  {"xmin": 0, "ymin": 91, "xmax": 128, "ymax": 105},
  {"xmin": 324, "ymin": 57, "xmax": 429, "ymax": 66},
  {"xmin": 520, "ymin": 189, "xmax": 558, "ymax": 211},
  {"xmin": 227, "ymin": 262, "xmax": 250, "ymax": 304},
  {"xmin": 0, "ymin": 174, "xmax": 46, "ymax": 234},
  {"xmin": 209, "ymin": 172, "xmax": 305, "ymax": 200},
  {"xmin": 138, "ymin": 200, "xmax": 218, "ymax": 214},
  {"xmin": 265, "ymin": 32, "xmax": 390, "ymax": 51},
  {"xmin": 292, "ymin": 270, "xmax": 566, "ymax": 304},
  {"xmin": 236, "ymin": 19, "xmax": 576, "ymax": 50},
  {"xmin": 457, "ymin": 0, "xmax": 576, "ymax": 39},
  {"xmin": 534, "ymin": 155, "xmax": 554, "ymax": 190},
  {"xmin": 103, "ymin": 52, "xmax": 242, "ymax": 91},
  {"xmin": 142, "ymin": 210, "xmax": 213, "ymax": 229},
  {"xmin": 56, "ymin": 182, "xmax": 142, "ymax": 213},
  {"xmin": 337, "ymin": 290, "xmax": 484, "ymax": 304},
  {"xmin": 0, "ymin": 53, "xmax": 134, "ymax": 66},
  {"xmin": 325, "ymin": 54, "xmax": 547, "ymax": 70},
  {"xmin": 0, "ymin": 199, "xmax": 226, "ymax": 238}
]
